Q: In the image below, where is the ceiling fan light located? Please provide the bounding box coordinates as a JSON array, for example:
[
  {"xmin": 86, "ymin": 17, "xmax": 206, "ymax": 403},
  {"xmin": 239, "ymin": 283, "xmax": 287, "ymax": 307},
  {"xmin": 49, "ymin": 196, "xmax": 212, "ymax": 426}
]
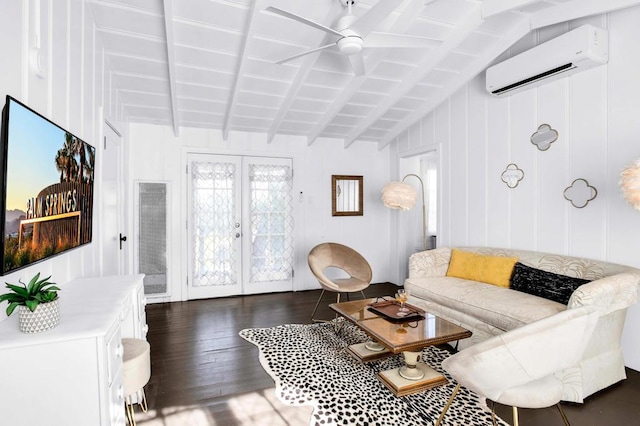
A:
[{"xmin": 338, "ymin": 36, "xmax": 363, "ymax": 55}]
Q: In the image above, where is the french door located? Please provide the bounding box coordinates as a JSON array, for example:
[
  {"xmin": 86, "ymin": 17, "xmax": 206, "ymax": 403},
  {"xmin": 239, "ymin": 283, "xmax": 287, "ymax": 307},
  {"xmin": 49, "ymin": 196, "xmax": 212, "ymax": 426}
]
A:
[{"xmin": 187, "ymin": 154, "xmax": 294, "ymax": 299}]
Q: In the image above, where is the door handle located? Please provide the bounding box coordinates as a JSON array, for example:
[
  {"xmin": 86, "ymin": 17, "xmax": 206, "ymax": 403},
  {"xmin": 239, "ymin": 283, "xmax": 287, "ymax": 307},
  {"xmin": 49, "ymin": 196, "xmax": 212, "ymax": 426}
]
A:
[{"xmin": 119, "ymin": 233, "xmax": 127, "ymax": 250}]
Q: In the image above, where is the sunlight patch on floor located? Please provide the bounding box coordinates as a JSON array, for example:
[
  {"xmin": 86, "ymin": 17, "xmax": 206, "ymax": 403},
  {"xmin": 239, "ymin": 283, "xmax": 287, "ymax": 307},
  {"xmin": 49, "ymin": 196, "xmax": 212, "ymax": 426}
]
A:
[
  {"xmin": 136, "ymin": 388, "xmax": 312, "ymax": 426},
  {"xmin": 136, "ymin": 405, "xmax": 215, "ymax": 426},
  {"xmin": 227, "ymin": 388, "xmax": 313, "ymax": 425}
]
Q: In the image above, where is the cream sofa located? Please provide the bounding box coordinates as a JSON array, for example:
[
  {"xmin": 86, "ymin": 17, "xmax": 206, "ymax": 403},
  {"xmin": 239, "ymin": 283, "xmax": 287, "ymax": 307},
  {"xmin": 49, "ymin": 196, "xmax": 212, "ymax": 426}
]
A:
[{"xmin": 404, "ymin": 247, "xmax": 640, "ymax": 403}]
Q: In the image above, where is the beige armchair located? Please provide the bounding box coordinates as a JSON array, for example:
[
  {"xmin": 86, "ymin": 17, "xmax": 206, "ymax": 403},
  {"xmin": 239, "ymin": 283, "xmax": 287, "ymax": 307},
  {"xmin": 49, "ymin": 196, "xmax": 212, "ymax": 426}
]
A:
[
  {"xmin": 308, "ymin": 242, "xmax": 372, "ymax": 322},
  {"xmin": 436, "ymin": 305, "xmax": 599, "ymax": 426}
]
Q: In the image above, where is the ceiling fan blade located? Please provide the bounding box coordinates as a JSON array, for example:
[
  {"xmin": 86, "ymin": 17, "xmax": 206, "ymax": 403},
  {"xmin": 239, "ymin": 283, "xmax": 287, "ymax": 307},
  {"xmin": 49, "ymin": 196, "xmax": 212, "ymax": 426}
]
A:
[
  {"xmin": 348, "ymin": 53, "xmax": 366, "ymax": 76},
  {"xmin": 365, "ymin": 32, "xmax": 442, "ymax": 49},
  {"xmin": 275, "ymin": 43, "xmax": 337, "ymax": 65},
  {"xmin": 348, "ymin": 0, "xmax": 403, "ymax": 38},
  {"xmin": 265, "ymin": 7, "xmax": 343, "ymax": 38}
]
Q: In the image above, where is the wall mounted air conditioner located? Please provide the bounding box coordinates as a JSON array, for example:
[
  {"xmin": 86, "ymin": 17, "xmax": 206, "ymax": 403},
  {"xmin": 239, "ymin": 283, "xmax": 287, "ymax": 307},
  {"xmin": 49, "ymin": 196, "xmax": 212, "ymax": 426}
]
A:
[{"xmin": 486, "ymin": 24, "xmax": 608, "ymax": 97}]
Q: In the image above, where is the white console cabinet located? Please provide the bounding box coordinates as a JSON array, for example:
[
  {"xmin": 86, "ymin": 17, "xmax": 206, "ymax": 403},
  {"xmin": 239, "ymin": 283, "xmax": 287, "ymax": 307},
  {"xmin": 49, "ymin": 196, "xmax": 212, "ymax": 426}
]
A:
[{"xmin": 0, "ymin": 274, "xmax": 147, "ymax": 426}]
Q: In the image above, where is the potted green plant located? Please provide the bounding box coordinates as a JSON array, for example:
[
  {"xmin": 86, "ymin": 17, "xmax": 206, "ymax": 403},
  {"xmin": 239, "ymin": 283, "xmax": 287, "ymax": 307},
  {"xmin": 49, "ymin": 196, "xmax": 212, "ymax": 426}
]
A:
[{"xmin": 0, "ymin": 273, "xmax": 60, "ymax": 333}]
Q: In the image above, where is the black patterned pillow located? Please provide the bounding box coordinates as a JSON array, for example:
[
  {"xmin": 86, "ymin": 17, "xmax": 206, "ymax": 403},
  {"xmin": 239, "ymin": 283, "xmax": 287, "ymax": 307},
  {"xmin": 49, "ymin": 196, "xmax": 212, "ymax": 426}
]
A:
[{"xmin": 510, "ymin": 262, "xmax": 591, "ymax": 305}]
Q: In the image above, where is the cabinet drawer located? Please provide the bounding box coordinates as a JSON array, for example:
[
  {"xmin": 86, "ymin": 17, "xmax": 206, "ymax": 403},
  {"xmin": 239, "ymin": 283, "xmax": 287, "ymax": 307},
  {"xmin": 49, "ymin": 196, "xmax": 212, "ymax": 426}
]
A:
[
  {"xmin": 121, "ymin": 293, "xmax": 133, "ymax": 322},
  {"xmin": 106, "ymin": 325, "xmax": 124, "ymax": 386},
  {"xmin": 108, "ymin": 367, "xmax": 126, "ymax": 426},
  {"xmin": 136, "ymin": 285, "xmax": 148, "ymax": 338}
]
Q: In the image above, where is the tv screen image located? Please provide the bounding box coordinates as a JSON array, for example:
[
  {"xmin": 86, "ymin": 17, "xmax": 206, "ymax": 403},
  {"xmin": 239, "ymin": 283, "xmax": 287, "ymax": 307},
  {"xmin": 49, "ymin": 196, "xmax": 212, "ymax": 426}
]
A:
[{"xmin": 0, "ymin": 96, "xmax": 95, "ymax": 275}]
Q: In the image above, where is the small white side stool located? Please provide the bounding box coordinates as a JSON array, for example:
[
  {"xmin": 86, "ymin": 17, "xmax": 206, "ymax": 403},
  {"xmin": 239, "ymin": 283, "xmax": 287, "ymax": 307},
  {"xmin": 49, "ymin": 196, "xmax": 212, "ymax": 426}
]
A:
[{"xmin": 122, "ymin": 338, "xmax": 151, "ymax": 426}]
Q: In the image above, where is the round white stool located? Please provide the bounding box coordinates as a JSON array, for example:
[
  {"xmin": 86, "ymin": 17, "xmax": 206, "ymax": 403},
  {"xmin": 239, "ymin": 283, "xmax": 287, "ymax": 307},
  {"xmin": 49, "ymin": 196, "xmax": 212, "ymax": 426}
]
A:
[{"xmin": 122, "ymin": 338, "xmax": 151, "ymax": 426}]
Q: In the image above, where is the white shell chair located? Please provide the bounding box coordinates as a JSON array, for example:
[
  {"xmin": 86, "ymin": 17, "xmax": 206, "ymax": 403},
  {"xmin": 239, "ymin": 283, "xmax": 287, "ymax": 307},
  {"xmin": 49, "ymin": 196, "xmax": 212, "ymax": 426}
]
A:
[
  {"xmin": 436, "ymin": 305, "xmax": 600, "ymax": 426},
  {"xmin": 308, "ymin": 242, "xmax": 372, "ymax": 322}
]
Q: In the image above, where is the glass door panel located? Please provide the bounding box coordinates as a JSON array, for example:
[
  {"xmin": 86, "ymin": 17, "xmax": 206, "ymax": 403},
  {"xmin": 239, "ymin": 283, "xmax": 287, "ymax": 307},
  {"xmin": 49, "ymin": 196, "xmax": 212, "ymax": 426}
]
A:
[
  {"xmin": 187, "ymin": 154, "xmax": 242, "ymax": 299},
  {"xmin": 243, "ymin": 157, "xmax": 294, "ymax": 294}
]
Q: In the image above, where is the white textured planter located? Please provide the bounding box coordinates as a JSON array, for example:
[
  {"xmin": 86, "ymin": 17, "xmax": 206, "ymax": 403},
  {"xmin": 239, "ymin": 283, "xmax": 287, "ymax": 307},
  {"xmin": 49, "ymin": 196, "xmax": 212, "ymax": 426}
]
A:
[{"xmin": 18, "ymin": 299, "xmax": 60, "ymax": 333}]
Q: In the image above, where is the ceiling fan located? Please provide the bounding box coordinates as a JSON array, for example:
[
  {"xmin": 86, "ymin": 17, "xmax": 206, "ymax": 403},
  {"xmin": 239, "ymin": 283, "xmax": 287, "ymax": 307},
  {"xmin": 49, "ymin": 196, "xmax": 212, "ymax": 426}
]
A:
[{"xmin": 265, "ymin": 0, "xmax": 441, "ymax": 76}]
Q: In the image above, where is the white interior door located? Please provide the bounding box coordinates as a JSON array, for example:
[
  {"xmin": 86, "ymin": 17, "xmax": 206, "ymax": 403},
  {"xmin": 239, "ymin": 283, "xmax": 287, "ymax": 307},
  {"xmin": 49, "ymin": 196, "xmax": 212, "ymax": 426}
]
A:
[
  {"xmin": 187, "ymin": 154, "xmax": 294, "ymax": 299},
  {"xmin": 101, "ymin": 122, "xmax": 126, "ymax": 275}
]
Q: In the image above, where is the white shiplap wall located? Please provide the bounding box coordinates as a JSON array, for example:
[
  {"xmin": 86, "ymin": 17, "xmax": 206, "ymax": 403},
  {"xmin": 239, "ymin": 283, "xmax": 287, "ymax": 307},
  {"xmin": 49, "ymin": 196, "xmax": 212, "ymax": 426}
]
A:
[
  {"xmin": 127, "ymin": 124, "xmax": 393, "ymax": 302},
  {"xmin": 392, "ymin": 7, "xmax": 640, "ymax": 370},
  {"xmin": 0, "ymin": 0, "xmax": 126, "ymax": 314}
]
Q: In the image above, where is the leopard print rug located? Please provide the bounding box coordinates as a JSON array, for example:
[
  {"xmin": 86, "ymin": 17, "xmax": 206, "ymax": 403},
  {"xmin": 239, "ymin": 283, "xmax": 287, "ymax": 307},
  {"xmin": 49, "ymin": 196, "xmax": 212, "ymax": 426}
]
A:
[{"xmin": 240, "ymin": 320, "xmax": 507, "ymax": 426}]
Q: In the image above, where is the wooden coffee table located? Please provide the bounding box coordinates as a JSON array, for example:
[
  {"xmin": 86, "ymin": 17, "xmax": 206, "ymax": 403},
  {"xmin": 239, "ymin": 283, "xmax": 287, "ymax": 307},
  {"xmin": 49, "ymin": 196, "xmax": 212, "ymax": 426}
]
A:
[{"xmin": 330, "ymin": 298, "xmax": 472, "ymax": 396}]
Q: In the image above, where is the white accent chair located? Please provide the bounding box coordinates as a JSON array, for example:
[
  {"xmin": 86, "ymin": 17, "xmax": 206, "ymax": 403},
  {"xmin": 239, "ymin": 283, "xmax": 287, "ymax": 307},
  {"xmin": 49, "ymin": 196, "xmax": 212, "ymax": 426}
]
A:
[
  {"xmin": 308, "ymin": 242, "xmax": 372, "ymax": 322},
  {"xmin": 435, "ymin": 306, "xmax": 599, "ymax": 426}
]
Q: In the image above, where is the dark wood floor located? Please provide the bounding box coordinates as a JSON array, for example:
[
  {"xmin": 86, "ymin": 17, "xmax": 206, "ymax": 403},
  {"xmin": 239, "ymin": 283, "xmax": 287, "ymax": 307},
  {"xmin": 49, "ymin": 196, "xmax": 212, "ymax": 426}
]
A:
[{"xmin": 139, "ymin": 283, "xmax": 640, "ymax": 425}]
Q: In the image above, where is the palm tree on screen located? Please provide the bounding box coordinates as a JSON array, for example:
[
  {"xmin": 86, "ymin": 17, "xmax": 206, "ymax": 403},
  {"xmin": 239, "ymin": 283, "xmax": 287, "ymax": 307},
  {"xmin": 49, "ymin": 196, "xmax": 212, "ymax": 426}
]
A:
[{"xmin": 54, "ymin": 132, "xmax": 79, "ymax": 183}]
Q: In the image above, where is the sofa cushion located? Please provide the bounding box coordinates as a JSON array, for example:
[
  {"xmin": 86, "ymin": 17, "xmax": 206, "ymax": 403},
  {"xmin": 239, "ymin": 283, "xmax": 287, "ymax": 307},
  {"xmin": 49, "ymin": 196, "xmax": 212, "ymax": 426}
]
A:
[
  {"xmin": 446, "ymin": 249, "xmax": 518, "ymax": 288},
  {"xmin": 409, "ymin": 248, "xmax": 452, "ymax": 277},
  {"xmin": 405, "ymin": 276, "xmax": 566, "ymax": 332},
  {"xmin": 511, "ymin": 262, "xmax": 590, "ymax": 305}
]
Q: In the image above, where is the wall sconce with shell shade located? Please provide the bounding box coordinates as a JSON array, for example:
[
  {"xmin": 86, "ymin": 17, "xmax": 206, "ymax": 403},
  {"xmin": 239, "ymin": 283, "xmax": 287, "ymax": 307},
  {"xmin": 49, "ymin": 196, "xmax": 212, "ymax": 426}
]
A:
[{"xmin": 620, "ymin": 159, "xmax": 640, "ymax": 210}]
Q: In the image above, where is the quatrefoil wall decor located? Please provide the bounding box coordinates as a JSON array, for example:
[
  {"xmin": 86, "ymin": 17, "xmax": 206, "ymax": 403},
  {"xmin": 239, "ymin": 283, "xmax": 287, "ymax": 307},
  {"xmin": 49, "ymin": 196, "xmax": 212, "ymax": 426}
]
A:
[
  {"xmin": 564, "ymin": 178, "xmax": 598, "ymax": 208},
  {"xmin": 501, "ymin": 163, "xmax": 524, "ymax": 189},
  {"xmin": 531, "ymin": 124, "xmax": 559, "ymax": 151}
]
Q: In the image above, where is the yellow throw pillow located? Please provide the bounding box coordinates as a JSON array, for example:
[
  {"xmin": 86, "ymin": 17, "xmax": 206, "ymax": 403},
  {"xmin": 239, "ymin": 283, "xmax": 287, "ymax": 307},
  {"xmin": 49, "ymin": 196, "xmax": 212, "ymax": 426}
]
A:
[{"xmin": 446, "ymin": 249, "xmax": 518, "ymax": 288}]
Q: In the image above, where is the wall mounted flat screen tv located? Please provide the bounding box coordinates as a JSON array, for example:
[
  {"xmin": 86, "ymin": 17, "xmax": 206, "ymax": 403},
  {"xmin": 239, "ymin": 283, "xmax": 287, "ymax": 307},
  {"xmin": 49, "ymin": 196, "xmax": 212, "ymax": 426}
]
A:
[{"xmin": 0, "ymin": 96, "xmax": 95, "ymax": 275}]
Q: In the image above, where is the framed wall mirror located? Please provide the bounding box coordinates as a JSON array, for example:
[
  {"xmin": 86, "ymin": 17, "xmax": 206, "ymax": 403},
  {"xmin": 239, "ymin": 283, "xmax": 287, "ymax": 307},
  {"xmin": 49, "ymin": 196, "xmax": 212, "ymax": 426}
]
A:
[{"xmin": 331, "ymin": 175, "xmax": 363, "ymax": 216}]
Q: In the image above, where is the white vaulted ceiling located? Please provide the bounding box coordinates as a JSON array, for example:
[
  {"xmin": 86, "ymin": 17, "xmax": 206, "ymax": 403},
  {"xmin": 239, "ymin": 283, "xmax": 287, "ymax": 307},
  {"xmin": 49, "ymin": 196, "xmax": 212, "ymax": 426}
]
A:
[{"xmin": 88, "ymin": 0, "xmax": 640, "ymax": 148}]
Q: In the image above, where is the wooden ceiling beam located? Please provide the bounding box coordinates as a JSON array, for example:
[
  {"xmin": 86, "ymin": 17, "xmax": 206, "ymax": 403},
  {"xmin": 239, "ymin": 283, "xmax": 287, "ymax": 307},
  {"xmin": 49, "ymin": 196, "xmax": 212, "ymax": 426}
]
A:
[
  {"xmin": 266, "ymin": 0, "xmax": 343, "ymax": 144},
  {"xmin": 344, "ymin": 4, "xmax": 484, "ymax": 148},
  {"xmin": 306, "ymin": 0, "xmax": 426, "ymax": 147},
  {"xmin": 377, "ymin": 16, "xmax": 531, "ymax": 149},
  {"xmin": 161, "ymin": 0, "xmax": 180, "ymax": 136},
  {"xmin": 223, "ymin": 0, "xmax": 260, "ymax": 141}
]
